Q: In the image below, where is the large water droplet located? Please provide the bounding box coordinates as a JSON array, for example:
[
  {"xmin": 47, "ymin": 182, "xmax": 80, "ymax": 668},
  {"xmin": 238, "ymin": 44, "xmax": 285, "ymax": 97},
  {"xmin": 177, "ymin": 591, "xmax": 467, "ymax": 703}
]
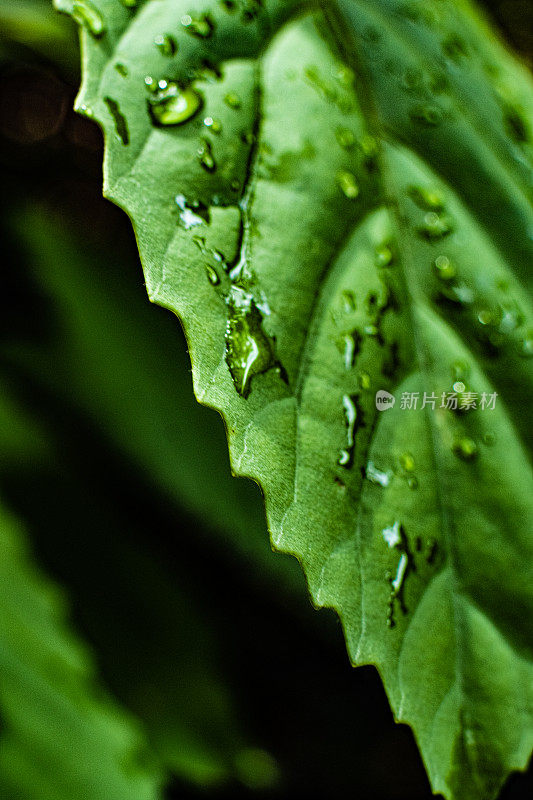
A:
[
  {"xmin": 72, "ymin": 0, "xmax": 105, "ymax": 37},
  {"xmin": 337, "ymin": 394, "xmax": 360, "ymax": 468},
  {"xmin": 225, "ymin": 286, "xmax": 279, "ymax": 398},
  {"xmin": 148, "ymin": 83, "xmax": 202, "ymax": 126}
]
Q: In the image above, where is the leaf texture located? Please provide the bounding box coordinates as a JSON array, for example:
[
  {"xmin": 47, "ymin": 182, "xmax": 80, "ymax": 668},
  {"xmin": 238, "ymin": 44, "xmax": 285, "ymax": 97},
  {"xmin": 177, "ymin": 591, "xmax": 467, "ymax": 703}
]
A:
[{"xmin": 55, "ymin": 0, "xmax": 533, "ymax": 796}]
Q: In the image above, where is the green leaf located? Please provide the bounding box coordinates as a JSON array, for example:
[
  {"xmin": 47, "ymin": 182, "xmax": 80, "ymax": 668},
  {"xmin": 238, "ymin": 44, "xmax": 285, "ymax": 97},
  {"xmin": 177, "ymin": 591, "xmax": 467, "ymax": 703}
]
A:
[
  {"xmin": 0, "ymin": 496, "xmax": 162, "ymax": 800},
  {"xmin": 55, "ymin": 0, "xmax": 533, "ymax": 797}
]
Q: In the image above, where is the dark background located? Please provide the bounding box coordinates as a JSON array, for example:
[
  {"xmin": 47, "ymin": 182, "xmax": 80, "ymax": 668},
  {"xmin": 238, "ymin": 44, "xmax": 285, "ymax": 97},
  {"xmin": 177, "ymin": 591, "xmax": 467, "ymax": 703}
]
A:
[{"xmin": 0, "ymin": 1, "xmax": 531, "ymax": 798}]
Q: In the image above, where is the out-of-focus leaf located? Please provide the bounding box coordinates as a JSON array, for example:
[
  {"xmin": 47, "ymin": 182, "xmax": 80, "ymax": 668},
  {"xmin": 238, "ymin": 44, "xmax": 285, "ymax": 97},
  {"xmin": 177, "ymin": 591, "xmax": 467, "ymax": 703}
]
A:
[
  {"xmin": 56, "ymin": 0, "xmax": 533, "ymax": 797},
  {"xmin": 0, "ymin": 488, "xmax": 162, "ymax": 800}
]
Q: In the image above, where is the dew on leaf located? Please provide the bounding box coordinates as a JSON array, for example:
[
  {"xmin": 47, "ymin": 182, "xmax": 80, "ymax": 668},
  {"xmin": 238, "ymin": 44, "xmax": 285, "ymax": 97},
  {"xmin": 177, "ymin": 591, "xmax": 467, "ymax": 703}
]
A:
[
  {"xmin": 198, "ymin": 138, "xmax": 216, "ymax": 172},
  {"xmin": 433, "ymin": 254, "xmax": 456, "ymax": 281},
  {"xmin": 225, "ymin": 285, "xmax": 278, "ymax": 398},
  {"xmin": 408, "ymin": 185, "xmax": 445, "ymax": 211},
  {"xmin": 114, "ymin": 62, "xmax": 128, "ymax": 77},
  {"xmin": 175, "ymin": 195, "xmax": 207, "ymax": 230},
  {"xmin": 407, "ymin": 476, "xmax": 419, "ymax": 490},
  {"xmin": 361, "ymin": 135, "xmax": 378, "ymax": 170},
  {"xmin": 366, "ymin": 461, "xmax": 391, "ymax": 487},
  {"xmin": 104, "ymin": 96, "xmax": 129, "ymax": 145},
  {"xmin": 358, "ymin": 371, "xmax": 371, "ymax": 390},
  {"xmin": 155, "ymin": 34, "xmax": 177, "ymax": 56},
  {"xmin": 224, "ymin": 92, "xmax": 241, "ymax": 109},
  {"xmin": 335, "ymin": 126, "xmax": 355, "ymax": 150},
  {"xmin": 72, "ymin": 0, "xmax": 105, "ymax": 38},
  {"xmin": 518, "ymin": 333, "xmax": 533, "ymax": 357},
  {"xmin": 399, "ymin": 452, "xmax": 415, "ymax": 472},
  {"xmin": 148, "ymin": 83, "xmax": 202, "ymax": 126},
  {"xmin": 204, "ymin": 116, "xmax": 222, "ymax": 133},
  {"xmin": 341, "ymin": 290, "xmax": 356, "ymax": 312},
  {"xmin": 118, "ymin": 0, "xmax": 137, "ymax": 7},
  {"xmin": 482, "ymin": 432, "xmax": 496, "ymax": 446},
  {"xmin": 410, "ymin": 104, "xmax": 443, "ymax": 126},
  {"xmin": 375, "ymin": 243, "xmax": 394, "ymax": 268},
  {"xmin": 452, "ymin": 436, "xmax": 478, "ymax": 461},
  {"xmin": 337, "ymin": 171, "xmax": 359, "ymax": 199},
  {"xmin": 419, "ymin": 212, "xmax": 454, "ymax": 240},
  {"xmin": 205, "ymin": 264, "xmax": 220, "ymax": 285},
  {"xmin": 337, "ymin": 394, "xmax": 361, "ymax": 468},
  {"xmin": 343, "ymin": 331, "xmax": 360, "ymax": 369},
  {"xmin": 382, "ymin": 520, "xmax": 402, "ymax": 548},
  {"xmin": 181, "ymin": 13, "xmax": 215, "ymax": 38}
]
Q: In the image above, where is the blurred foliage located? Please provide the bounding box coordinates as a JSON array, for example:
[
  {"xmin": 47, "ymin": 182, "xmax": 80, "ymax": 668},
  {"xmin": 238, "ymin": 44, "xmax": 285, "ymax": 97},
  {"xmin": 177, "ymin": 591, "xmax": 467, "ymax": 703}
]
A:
[{"xmin": 0, "ymin": 1, "xmax": 531, "ymax": 798}]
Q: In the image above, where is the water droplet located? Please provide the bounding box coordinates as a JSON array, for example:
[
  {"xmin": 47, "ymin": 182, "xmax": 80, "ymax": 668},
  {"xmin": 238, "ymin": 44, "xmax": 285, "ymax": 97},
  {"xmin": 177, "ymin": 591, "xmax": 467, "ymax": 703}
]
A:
[
  {"xmin": 175, "ymin": 194, "xmax": 207, "ymax": 229},
  {"xmin": 205, "ymin": 264, "xmax": 220, "ymax": 285},
  {"xmin": 452, "ymin": 437, "xmax": 478, "ymax": 461},
  {"xmin": 366, "ymin": 461, "xmax": 391, "ymax": 487},
  {"xmin": 341, "ymin": 290, "xmax": 356, "ymax": 312},
  {"xmin": 407, "ymin": 476, "xmax": 418, "ymax": 490},
  {"xmin": 419, "ymin": 212, "xmax": 454, "ymax": 240},
  {"xmin": 382, "ymin": 520, "xmax": 402, "ymax": 548},
  {"xmin": 332, "ymin": 62, "xmax": 355, "ymax": 86},
  {"xmin": 104, "ymin": 96, "xmax": 129, "ymax": 145},
  {"xmin": 204, "ymin": 116, "xmax": 222, "ymax": 133},
  {"xmin": 181, "ymin": 13, "xmax": 215, "ymax": 38},
  {"xmin": 72, "ymin": 0, "xmax": 105, "ymax": 37},
  {"xmin": 375, "ymin": 243, "xmax": 394, "ymax": 268},
  {"xmin": 224, "ymin": 92, "xmax": 241, "ymax": 109},
  {"xmin": 410, "ymin": 104, "xmax": 443, "ymax": 126},
  {"xmin": 342, "ymin": 331, "xmax": 361, "ymax": 369},
  {"xmin": 148, "ymin": 83, "xmax": 202, "ymax": 126},
  {"xmin": 408, "ymin": 185, "xmax": 445, "ymax": 211},
  {"xmin": 399, "ymin": 452, "xmax": 415, "ymax": 472},
  {"xmin": 119, "ymin": 0, "xmax": 137, "ymax": 7},
  {"xmin": 453, "ymin": 380, "xmax": 465, "ymax": 393},
  {"xmin": 155, "ymin": 34, "xmax": 177, "ymax": 56},
  {"xmin": 337, "ymin": 394, "xmax": 361, "ymax": 468},
  {"xmin": 336, "ymin": 171, "xmax": 359, "ymax": 199},
  {"xmin": 225, "ymin": 285, "xmax": 279, "ymax": 398},
  {"xmin": 335, "ymin": 126, "xmax": 355, "ymax": 150},
  {"xmin": 518, "ymin": 332, "xmax": 533, "ymax": 358},
  {"xmin": 442, "ymin": 34, "xmax": 468, "ymax": 62},
  {"xmin": 358, "ymin": 371, "xmax": 371, "ymax": 390},
  {"xmin": 360, "ymin": 135, "xmax": 378, "ymax": 170},
  {"xmin": 197, "ymin": 137, "xmax": 216, "ymax": 172},
  {"xmin": 433, "ymin": 254, "xmax": 456, "ymax": 281},
  {"xmin": 477, "ymin": 308, "xmax": 494, "ymax": 326},
  {"xmin": 114, "ymin": 62, "xmax": 128, "ymax": 77},
  {"xmin": 482, "ymin": 432, "xmax": 496, "ymax": 446}
]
